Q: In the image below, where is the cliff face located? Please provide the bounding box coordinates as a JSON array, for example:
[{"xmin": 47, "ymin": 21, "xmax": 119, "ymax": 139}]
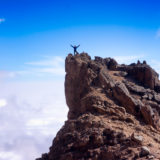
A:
[{"xmin": 37, "ymin": 53, "xmax": 160, "ymax": 160}]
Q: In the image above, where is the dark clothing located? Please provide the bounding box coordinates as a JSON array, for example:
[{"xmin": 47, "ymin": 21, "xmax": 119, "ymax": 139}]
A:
[{"xmin": 71, "ymin": 45, "xmax": 80, "ymax": 55}]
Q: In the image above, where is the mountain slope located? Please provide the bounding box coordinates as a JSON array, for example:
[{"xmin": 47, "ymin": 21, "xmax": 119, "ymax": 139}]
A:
[{"xmin": 37, "ymin": 53, "xmax": 160, "ymax": 160}]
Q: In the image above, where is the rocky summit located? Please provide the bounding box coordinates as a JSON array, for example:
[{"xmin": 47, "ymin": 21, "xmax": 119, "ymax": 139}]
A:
[{"xmin": 37, "ymin": 53, "xmax": 160, "ymax": 160}]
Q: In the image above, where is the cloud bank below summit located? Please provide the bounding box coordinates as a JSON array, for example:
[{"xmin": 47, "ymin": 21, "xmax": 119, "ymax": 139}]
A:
[{"xmin": 0, "ymin": 81, "xmax": 68, "ymax": 160}]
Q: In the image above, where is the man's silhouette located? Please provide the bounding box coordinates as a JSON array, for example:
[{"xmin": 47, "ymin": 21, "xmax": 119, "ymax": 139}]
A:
[{"xmin": 71, "ymin": 45, "xmax": 80, "ymax": 55}]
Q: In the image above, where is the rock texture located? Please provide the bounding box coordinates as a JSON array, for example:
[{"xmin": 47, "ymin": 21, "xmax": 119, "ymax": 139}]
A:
[{"xmin": 37, "ymin": 53, "xmax": 160, "ymax": 160}]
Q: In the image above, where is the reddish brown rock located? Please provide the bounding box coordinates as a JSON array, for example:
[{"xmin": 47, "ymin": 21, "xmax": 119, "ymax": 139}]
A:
[
  {"xmin": 126, "ymin": 63, "xmax": 159, "ymax": 90},
  {"xmin": 37, "ymin": 53, "xmax": 160, "ymax": 160}
]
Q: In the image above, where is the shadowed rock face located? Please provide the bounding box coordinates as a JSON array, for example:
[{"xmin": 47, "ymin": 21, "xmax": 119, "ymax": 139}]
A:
[
  {"xmin": 119, "ymin": 62, "xmax": 160, "ymax": 91},
  {"xmin": 37, "ymin": 53, "xmax": 160, "ymax": 160}
]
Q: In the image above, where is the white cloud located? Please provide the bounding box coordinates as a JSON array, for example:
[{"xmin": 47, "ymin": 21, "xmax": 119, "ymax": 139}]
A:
[
  {"xmin": 114, "ymin": 55, "xmax": 145, "ymax": 64},
  {"xmin": 0, "ymin": 151, "xmax": 22, "ymax": 160},
  {"xmin": 0, "ymin": 71, "xmax": 16, "ymax": 79},
  {"xmin": 17, "ymin": 56, "xmax": 65, "ymax": 77},
  {"xmin": 0, "ymin": 80, "xmax": 68, "ymax": 160},
  {"xmin": 0, "ymin": 18, "xmax": 5, "ymax": 24},
  {"xmin": 0, "ymin": 99, "xmax": 7, "ymax": 108},
  {"xmin": 0, "ymin": 56, "xmax": 65, "ymax": 80},
  {"xmin": 26, "ymin": 56, "xmax": 64, "ymax": 67},
  {"xmin": 33, "ymin": 67, "xmax": 65, "ymax": 75}
]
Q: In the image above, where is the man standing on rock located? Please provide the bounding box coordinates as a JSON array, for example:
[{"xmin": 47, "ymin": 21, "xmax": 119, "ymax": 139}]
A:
[{"xmin": 71, "ymin": 44, "xmax": 80, "ymax": 55}]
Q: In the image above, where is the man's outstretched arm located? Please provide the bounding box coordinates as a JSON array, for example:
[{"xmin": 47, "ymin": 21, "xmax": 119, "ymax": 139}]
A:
[
  {"xmin": 70, "ymin": 44, "xmax": 74, "ymax": 48},
  {"xmin": 77, "ymin": 45, "xmax": 80, "ymax": 48}
]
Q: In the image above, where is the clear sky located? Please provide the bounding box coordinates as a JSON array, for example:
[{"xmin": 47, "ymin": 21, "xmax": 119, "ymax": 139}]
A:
[
  {"xmin": 1, "ymin": 0, "xmax": 160, "ymax": 159},
  {"xmin": 0, "ymin": 0, "xmax": 160, "ymax": 73}
]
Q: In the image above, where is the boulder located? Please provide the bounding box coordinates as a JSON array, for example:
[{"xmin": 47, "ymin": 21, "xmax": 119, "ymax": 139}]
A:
[
  {"xmin": 127, "ymin": 64, "xmax": 159, "ymax": 90},
  {"xmin": 131, "ymin": 133, "xmax": 143, "ymax": 145},
  {"xmin": 140, "ymin": 146, "xmax": 150, "ymax": 157},
  {"xmin": 104, "ymin": 58, "xmax": 118, "ymax": 70}
]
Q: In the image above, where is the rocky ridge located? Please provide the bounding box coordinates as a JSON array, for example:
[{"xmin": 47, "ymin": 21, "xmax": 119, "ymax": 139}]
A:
[{"xmin": 37, "ymin": 53, "xmax": 160, "ymax": 160}]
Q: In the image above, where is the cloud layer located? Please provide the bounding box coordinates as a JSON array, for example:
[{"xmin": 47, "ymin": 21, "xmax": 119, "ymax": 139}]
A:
[
  {"xmin": 0, "ymin": 80, "xmax": 67, "ymax": 159},
  {"xmin": 14, "ymin": 56, "xmax": 65, "ymax": 80}
]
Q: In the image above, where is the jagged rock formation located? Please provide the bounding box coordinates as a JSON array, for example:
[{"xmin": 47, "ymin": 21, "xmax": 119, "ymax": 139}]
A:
[{"xmin": 37, "ymin": 53, "xmax": 160, "ymax": 160}]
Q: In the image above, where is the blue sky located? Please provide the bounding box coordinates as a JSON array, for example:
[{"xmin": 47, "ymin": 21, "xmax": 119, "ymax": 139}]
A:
[
  {"xmin": 1, "ymin": 0, "xmax": 160, "ymax": 160},
  {"xmin": 0, "ymin": 0, "xmax": 160, "ymax": 73}
]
